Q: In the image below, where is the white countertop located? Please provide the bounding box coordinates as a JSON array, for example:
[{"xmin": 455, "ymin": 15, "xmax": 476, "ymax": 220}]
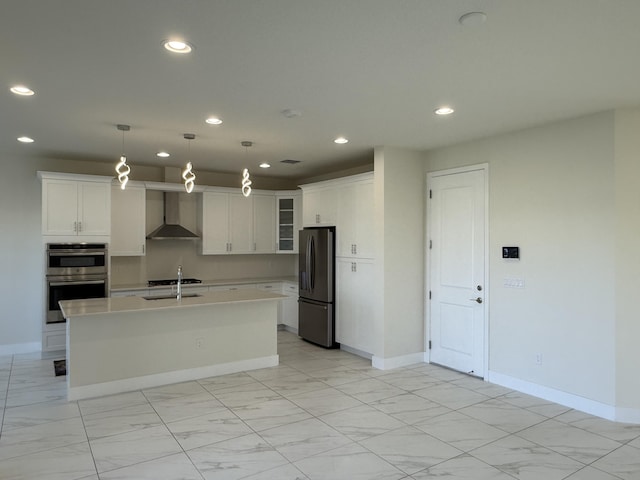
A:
[
  {"xmin": 111, "ymin": 276, "xmax": 298, "ymax": 292},
  {"xmin": 60, "ymin": 289, "xmax": 285, "ymax": 319}
]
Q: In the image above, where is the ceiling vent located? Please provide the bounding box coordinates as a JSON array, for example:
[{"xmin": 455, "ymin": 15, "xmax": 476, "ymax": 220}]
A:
[{"xmin": 281, "ymin": 159, "xmax": 301, "ymax": 165}]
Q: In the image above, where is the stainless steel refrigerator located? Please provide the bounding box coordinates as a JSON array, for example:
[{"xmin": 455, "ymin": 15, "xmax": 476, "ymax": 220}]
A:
[{"xmin": 298, "ymin": 227, "xmax": 338, "ymax": 348}]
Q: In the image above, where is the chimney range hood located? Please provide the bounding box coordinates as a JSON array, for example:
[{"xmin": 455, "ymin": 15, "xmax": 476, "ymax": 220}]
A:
[{"xmin": 146, "ymin": 191, "xmax": 199, "ymax": 240}]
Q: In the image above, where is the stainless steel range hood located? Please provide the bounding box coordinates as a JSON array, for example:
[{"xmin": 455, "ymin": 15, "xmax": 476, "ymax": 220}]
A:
[{"xmin": 146, "ymin": 191, "xmax": 199, "ymax": 240}]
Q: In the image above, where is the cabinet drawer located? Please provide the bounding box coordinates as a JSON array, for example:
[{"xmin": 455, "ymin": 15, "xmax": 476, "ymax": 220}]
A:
[
  {"xmin": 111, "ymin": 289, "xmax": 149, "ymax": 297},
  {"xmin": 282, "ymin": 283, "xmax": 299, "ymax": 295},
  {"xmin": 256, "ymin": 282, "xmax": 281, "ymax": 291},
  {"xmin": 210, "ymin": 284, "xmax": 257, "ymax": 291}
]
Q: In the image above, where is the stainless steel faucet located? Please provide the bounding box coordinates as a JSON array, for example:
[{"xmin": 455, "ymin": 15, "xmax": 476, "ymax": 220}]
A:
[{"xmin": 177, "ymin": 265, "xmax": 183, "ymax": 300}]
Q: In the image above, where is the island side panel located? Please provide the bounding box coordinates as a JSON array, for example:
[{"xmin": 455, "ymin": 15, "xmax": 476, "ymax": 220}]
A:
[{"xmin": 67, "ymin": 300, "xmax": 278, "ymax": 398}]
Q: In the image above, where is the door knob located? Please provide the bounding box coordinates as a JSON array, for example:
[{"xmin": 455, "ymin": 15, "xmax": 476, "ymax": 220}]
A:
[{"xmin": 469, "ymin": 297, "xmax": 483, "ymax": 304}]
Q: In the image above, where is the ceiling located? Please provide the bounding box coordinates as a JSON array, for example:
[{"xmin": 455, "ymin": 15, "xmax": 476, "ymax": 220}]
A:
[{"xmin": 2, "ymin": 1, "xmax": 640, "ymax": 181}]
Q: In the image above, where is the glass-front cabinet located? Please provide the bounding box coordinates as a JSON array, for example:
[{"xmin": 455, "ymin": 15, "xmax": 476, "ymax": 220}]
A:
[{"xmin": 276, "ymin": 191, "xmax": 301, "ymax": 254}]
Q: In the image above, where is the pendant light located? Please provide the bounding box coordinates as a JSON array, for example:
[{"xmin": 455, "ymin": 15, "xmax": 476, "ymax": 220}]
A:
[
  {"xmin": 115, "ymin": 124, "xmax": 131, "ymax": 190},
  {"xmin": 241, "ymin": 141, "xmax": 252, "ymax": 197},
  {"xmin": 182, "ymin": 133, "xmax": 196, "ymax": 193}
]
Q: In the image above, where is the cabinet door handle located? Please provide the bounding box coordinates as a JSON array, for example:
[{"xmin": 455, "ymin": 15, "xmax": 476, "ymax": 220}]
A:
[{"xmin": 353, "ymin": 244, "xmax": 357, "ymax": 255}]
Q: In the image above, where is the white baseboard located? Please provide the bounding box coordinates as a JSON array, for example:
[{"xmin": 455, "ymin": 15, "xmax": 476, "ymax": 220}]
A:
[
  {"xmin": 68, "ymin": 355, "xmax": 279, "ymax": 401},
  {"xmin": 340, "ymin": 344, "xmax": 373, "ymax": 360},
  {"xmin": 487, "ymin": 370, "xmax": 637, "ymax": 423},
  {"xmin": 280, "ymin": 325, "xmax": 299, "ymax": 335},
  {"xmin": 614, "ymin": 406, "xmax": 640, "ymax": 424},
  {"xmin": 372, "ymin": 351, "xmax": 425, "ymax": 370},
  {"xmin": 0, "ymin": 342, "xmax": 41, "ymax": 356}
]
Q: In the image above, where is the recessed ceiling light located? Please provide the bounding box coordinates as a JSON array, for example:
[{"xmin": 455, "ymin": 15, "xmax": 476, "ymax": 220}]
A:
[
  {"xmin": 259, "ymin": 162, "xmax": 271, "ymax": 169},
  {"xmin": 10, "ymin": 85, "xmax": 35, "ymax": 96},
  {"xmin": 334, "ymin": 137, "xmax": 349, "ymax": 144},
  {"xmin": 205, "ymin": 117, "xmax": 222, "ymax": 125},
  {"xmin": 156, "ymin": 151, "xmax": 170, "ymax": 158},
  {"xmin": 434, "ymin": 106, "xmax": 455, "ymax": 116},
  {"xmin": 17, "ymin": 136, "xmax": 34, "ymax": 143},
  {"xmin": 459, "ymin": 11, "xmax": 487, "ymax": 26},
  {"xmin": 163, "ymin": 39, "xmax": 194, "ymax": 54}
]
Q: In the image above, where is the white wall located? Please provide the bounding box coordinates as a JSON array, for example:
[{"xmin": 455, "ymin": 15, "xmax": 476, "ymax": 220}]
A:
[
  {"xmin": 0, "ymin": 156, "xmax": 45, "ymax": 352},
  {"xmin": 425, "ymin": 112, "xmax": 617, "ymax": 406},
  {"xmin": 374, "ymin": 146, "xmax": 425, "ymax": 362},
  {"xmin": 613, "ymin": 109, "xmax": 640, "ymax": 413}
]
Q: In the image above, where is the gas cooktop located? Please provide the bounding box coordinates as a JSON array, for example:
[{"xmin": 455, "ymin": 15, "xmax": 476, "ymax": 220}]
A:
[{"xmin": 148, "ymin": 278, "xmax": 202, "ymax": 287}]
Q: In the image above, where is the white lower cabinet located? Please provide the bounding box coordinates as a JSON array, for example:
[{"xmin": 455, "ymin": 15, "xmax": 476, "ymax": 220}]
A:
[
  {"xmin": 280, "ymin": 282, "xmax": 299, "ymax": 331},
  {"xmin": 43, "ymin": 324, "xmax": 66, "ymax": 352},
  {"xmin": 336, "ymin": 257, "xmax": 374, "ymax": 354}
]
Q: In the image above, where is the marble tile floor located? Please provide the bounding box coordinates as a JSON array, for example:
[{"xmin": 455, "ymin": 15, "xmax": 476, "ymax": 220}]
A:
[{"xmin": 1, "ymin": 331, "xmax": 640, "ymax": 479}]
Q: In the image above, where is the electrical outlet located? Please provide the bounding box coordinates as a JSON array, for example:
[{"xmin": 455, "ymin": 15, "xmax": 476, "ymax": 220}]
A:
[
  {"xmin": 196, "ymin": 338, "xmax": 203, "ymax": 349},
  {"xmin": 535, "ymin": 353, "xmax": 542, "ymax": 365}
]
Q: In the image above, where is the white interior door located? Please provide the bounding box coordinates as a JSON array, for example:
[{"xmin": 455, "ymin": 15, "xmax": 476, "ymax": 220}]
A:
[{"xmin": 427, "ymin": 166, "xmax": 487, "ymax": 377}]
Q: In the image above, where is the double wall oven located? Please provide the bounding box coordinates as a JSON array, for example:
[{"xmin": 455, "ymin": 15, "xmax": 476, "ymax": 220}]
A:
[{"xmin": 46, "ymin": 243, "xmax": 108, "ymax": 324}]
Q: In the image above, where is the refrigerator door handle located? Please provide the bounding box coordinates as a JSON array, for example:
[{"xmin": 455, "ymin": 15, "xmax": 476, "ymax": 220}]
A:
[
  {"xmin": 309, "ymin": 235, "xmax": 316, "ymax": 291},
  {"xmin": 304, "ymin": 234, "xmax": 311, "ymax": 292},
  {"xmin": 298, "ymin": 298, "xmax": 329, "ymax": 309}
]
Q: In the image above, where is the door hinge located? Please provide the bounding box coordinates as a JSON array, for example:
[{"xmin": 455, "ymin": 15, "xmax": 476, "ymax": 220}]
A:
[
  {"xmin": 429, "ymin": 189, "xmax": 432, "ymax": 199},
  {"xmin": 428, "ymin": 290, "xmax": 431, "ymax": 299},
  {"xmin": 429, "ymin": 239, "xmax": 432, "ymax": 249},
  {"xmin": 428, "ymin": 340, "xmax": 432, "ymax": 350}
]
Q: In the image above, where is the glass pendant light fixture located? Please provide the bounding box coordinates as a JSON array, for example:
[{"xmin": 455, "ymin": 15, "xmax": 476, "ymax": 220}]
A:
[
  {"xmin": 115, "ymin": 124, "xmax": 131, "ymax": 190},
  {"xmin": 241, "ymin": 141, "xmax": 252, "ymax": 197},
  {"xmin": 182, "ymin": 133, "xmax": 196, "ymax": 193}
]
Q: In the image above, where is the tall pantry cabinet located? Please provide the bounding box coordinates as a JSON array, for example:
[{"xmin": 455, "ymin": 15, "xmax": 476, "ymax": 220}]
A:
[{"xmin": 301, "ymin": 172, "xmax": 375, "ymax": 356}]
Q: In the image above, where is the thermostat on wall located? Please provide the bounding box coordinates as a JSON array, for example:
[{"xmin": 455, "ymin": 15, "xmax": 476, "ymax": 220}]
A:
[{"xmin": 502, "ymin": 246, "xmax": 519, "ymax": 259}]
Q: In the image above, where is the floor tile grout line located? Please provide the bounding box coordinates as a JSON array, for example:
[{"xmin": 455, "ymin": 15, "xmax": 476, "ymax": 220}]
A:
[
  {"xmin": 0, "ymin": 355, "xmax": 15, "ymax": 438},
  {"xmin": 77, "ymin": 401, "xmax": 101, "ymax": 479},
  {"xmin": 139, "ymin": 388, "xmax": 209, "ymax": 480}
]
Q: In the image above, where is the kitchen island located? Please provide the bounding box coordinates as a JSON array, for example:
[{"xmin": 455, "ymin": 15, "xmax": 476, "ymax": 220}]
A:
[{"xmin": 60, "ymin": 289, "xmax": 284, "ymax": 401}]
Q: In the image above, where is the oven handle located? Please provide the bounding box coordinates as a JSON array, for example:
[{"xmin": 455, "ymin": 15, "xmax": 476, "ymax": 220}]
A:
[
  {"xmin": 49, "ymin": 280, "xmax": 106, "ymax": 287},
  {"xmin": 48, "ymin": 251, "xmax": 106, "ymax": 257}
]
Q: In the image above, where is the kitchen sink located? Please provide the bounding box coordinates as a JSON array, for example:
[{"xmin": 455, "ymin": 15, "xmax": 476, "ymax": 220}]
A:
[{"xmin": 142, "ymin": 294, "xmax": 202, "ymax": 300}]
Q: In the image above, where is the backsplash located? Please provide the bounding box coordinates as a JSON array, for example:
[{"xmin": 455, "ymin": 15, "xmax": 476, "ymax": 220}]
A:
[{"xmin": 111, "ymin": 240, "xmax": 297, "ymax": 285}]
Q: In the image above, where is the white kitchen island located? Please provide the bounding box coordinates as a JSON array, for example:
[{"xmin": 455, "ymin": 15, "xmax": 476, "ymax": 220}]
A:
[{"xmin": 59, "ymin": 289, "xmax": 283, "ymax": 401}]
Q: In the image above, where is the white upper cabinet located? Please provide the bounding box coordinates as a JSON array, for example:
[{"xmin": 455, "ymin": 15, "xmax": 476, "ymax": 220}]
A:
[
  {"xmin": 253, "ymin": 193, "xmax": 276, "ymax": 254},
  {"xmin": 111, "ymin": 184, "xmax": 146, "ymax": 256},
  {"xmin": 275, "ymin": 191, "xmax": 301, "ymax": 254},
  {"xmin": 302, "ymin": 172, "xmax": 374, "ymax": 258},
  {"xmin": 198, "ymin": 189, "xmax": 277, "ymax": 255},
  {"xmin": 301, "ymin": 185, "xmax": 337, "ymax": 227},
  {"xmin": 229, "ymin": 193, "xmax": 254, "ymax": 254},
  {"xmin": 39, "ymin": 173, "xmax": 111, "ymax": 236},
  {"xmin": 198, "ymin": 191, "xmax": 230, "ymax": 254},
  {"xmin": 336, "ymin": 178, "xmax": 374, "ymax": 259}
]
